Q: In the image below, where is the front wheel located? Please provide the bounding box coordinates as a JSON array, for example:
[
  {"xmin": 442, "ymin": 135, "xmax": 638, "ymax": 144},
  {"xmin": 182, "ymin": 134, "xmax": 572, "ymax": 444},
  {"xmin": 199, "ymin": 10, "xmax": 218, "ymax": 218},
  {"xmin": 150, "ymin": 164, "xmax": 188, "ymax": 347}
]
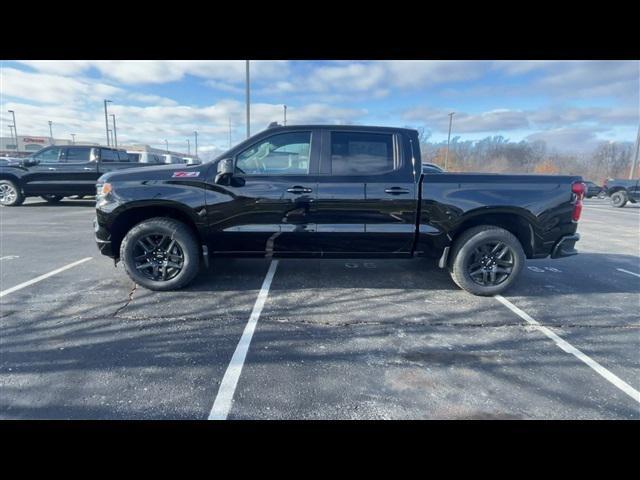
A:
[
  {"xmin": 119, "ymin": 217, "xmax": 201, "ymax": 291},
  {"xmin": 0, "ymin": 179, "xmax": 24, "ymax": 206},
  {"xmin": 41, "ymin": 194, "xmax": 63, "ymax": 204},
  {"xmin": 610, "ymin": 191, "xmax": 627, "ymax": 208},
  {"xmin": 449, "ymin": 226, "xmax": 525, "ymax": 296}
]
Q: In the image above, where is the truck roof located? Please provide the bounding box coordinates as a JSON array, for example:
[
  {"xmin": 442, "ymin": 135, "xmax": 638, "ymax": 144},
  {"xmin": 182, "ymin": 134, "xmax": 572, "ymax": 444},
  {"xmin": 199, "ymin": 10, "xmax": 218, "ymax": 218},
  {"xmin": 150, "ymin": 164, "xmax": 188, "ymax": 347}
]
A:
[{"xmin": 263, "ymin": 124, "xmax": 419, "ymax": 134}]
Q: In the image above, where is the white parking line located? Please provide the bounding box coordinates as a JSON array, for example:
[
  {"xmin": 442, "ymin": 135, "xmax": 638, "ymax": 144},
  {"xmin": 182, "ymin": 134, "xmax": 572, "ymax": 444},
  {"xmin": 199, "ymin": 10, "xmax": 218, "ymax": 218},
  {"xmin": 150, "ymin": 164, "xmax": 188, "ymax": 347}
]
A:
[
  {"xmin": 0, "ymin": 257, "xmax": 93, "ymax": 298},
  {"xmin": 208, "ymin": 260, "xmax": 279, "ymax": 420},
  {"xmin": 495, "ymin": 295, "xmax": 640, "ymax": 405},
  {"xmin": 616, "ymin": 268, "xmax": 640, "ymax": 278},
  {"xmin": 0, "ymin": 256, "xmax": 20, "ymax": 261}
]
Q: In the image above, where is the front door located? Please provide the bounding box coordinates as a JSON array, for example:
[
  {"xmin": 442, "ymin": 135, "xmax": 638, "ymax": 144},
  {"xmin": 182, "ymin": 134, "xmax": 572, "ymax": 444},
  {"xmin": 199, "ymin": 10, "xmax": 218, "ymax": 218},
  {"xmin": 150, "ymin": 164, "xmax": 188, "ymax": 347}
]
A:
[
  {"xmin": 21, "ymin": 146, "xmax": 66, "ymax": 195},
  {"xmin": 205, "ymin": 130, "xmax": 320, "ymax": 256}
]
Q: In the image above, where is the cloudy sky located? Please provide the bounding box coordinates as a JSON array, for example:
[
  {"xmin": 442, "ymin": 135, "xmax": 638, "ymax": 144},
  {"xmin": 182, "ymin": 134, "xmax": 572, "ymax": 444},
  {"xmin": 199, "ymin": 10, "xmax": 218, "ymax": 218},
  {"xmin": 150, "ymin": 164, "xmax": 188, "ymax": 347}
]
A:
[{"xmin": 1, "ymin": 60, "xmax": 638, "ymax": 156}]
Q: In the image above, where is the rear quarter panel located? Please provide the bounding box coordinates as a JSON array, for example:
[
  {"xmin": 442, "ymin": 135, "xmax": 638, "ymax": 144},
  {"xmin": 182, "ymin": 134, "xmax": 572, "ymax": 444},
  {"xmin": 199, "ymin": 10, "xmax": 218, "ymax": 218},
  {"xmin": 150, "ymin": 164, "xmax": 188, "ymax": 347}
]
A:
[{"xmin": 418, "ymin": 173, "xmax": 581, "ymax": 258}]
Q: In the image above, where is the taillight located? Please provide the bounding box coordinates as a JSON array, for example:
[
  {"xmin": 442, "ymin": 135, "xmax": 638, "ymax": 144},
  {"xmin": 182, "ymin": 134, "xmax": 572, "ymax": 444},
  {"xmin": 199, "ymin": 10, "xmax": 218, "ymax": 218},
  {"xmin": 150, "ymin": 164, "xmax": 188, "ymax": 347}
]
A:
[{"xmin": 571, "ymin": 181, "xmax": 585, "ymax": 222}]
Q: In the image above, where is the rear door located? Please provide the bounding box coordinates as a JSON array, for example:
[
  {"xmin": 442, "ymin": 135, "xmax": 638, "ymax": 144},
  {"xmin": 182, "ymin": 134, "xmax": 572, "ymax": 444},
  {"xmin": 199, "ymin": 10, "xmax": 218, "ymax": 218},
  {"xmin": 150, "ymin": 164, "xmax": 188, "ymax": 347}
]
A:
[
  {"xmin": 314, "ymin": 129, "xmax": 417, "ymax": 256},
  {"xmin": 57, "ymin": 146, "xmax": 99, "ymax": 195}
]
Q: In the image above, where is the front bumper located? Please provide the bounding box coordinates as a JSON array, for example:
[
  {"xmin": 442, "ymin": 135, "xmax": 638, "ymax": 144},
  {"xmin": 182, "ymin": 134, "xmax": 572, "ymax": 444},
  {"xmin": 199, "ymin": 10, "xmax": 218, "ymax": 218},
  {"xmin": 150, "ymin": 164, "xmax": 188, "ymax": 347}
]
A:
[
  {"xmin": 550, "ymin": 233, "xmax": 580, "ymax": 259},
  {"xmin": 94, "ymin": 217, "xmax": 115, "ymax": 258}
]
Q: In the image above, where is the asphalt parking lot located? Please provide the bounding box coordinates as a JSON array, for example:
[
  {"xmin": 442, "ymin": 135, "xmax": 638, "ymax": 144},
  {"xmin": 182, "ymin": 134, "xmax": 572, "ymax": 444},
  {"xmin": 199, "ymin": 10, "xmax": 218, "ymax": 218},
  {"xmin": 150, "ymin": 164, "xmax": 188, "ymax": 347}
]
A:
[{"xmin": 1, "ymin": 197, "xmax": 638, "ymax": 419}]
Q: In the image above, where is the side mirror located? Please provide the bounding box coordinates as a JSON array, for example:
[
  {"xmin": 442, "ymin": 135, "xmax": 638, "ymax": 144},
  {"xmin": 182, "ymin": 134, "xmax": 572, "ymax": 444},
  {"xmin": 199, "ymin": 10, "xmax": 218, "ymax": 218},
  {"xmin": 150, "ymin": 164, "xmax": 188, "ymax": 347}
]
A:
[
  {"xmin": 23, "ymin": 158, "xmax": 38, "ymax": 167},
  {"xmin": 215, "ymin": 158, "xmax": 234, "ymax": 185}
]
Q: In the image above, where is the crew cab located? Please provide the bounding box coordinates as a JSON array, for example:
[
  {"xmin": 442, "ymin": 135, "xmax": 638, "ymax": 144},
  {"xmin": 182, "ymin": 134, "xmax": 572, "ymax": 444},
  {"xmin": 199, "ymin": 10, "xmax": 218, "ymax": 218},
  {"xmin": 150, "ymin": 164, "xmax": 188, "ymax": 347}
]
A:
[
  {"xmin": 94, "ymin": 125, "xmax": 585, "ymax": 296},
  {"xmin": 603, "ymin": 178, "xmax": 639, "ymax": 207},
  {"xmin": 0, "ymin": 145, "xmax": 155, "ymax": 206}
]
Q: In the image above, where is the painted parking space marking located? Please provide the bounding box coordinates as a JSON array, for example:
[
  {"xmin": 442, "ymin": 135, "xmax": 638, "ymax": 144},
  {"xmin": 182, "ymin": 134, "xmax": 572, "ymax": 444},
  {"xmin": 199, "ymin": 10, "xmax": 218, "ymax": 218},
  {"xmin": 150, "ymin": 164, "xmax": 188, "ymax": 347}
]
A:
[
  {"xmin": 616, "ymin": 268, "xmax": 640, "ymax": 278},
  {"xmin": 0, "ymin": 256, "xmax": 20, "ymax": 261},
  {"xmin": 208, "ymin": 260, "xmax": 279, "ymax": 420},
  {"xmin": 0, "ymin": 257, "xmax": 93, "ymax": 298},
  {"xmin": 495, "ymin": 295, "xmax": 640, "ymax": 405}
]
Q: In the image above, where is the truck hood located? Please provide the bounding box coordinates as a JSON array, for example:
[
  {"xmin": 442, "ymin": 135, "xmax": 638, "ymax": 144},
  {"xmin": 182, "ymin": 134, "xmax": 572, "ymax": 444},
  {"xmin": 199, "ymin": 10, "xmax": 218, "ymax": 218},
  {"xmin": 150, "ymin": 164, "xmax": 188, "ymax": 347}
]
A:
[{"xmin": 98, "ymin": 163, "xmax": 207, "ymax": 183}]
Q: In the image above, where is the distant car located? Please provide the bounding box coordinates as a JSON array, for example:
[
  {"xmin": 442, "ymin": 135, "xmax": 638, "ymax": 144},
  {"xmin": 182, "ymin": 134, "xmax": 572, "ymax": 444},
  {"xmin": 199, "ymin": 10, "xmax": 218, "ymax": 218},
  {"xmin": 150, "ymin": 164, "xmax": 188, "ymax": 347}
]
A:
[
  {"xmin": 163, "ymin": 154, "xmax": 187, "ymax": 164},
  {"xmin": 584, "ymin": 181, "xmax": 604, "ymax": 198},
  {"xmin": 603, "ymin": 178, "xmax": 640, "ymax": 208},
  {"xmin": 422, "ymin": 162, "xmax": 445, "ymax": 174},
  {"xmin": 126, "ymin": 151, "xmax": 165, "ymax": 164}
]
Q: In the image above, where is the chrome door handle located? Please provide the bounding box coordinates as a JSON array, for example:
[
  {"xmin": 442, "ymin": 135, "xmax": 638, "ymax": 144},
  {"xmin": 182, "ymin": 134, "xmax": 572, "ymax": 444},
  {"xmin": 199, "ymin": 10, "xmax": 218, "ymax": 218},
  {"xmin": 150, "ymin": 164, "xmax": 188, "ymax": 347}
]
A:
[
  {"xmin": 48, "ymin": 167, "xmax": 57, "ymax": 171},
  {"xmin": 83, "ymin": 167, "xmax": 94, "ymax": 171},
  {"xmin": 384, "ymin": 187, "xmax": 410, "ymax": 195},
  {"xmin": 287, "ymin": 186, "xmax": 313, "ymax": 194}
]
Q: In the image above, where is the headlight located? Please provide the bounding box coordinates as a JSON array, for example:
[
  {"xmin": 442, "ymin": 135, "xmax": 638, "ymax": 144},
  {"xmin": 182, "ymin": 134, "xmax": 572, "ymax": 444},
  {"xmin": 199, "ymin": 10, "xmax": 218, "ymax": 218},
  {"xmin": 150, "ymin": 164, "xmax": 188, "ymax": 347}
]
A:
[{"xmin": 96, "ymin": 182, "xmax": 112, "ymax": 197}]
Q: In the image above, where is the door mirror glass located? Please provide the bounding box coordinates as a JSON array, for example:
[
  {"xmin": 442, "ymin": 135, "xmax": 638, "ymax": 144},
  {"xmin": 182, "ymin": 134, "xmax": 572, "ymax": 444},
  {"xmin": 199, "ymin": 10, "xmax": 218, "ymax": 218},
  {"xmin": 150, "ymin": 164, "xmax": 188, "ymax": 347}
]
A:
[{"xmin": 215, "ymin": 158, "xmax": 234, "ymax": 185}]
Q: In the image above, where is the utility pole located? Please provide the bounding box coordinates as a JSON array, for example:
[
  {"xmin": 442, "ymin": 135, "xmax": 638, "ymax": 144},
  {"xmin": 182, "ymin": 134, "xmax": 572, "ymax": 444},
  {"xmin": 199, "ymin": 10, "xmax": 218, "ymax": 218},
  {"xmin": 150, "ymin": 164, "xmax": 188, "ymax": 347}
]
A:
[
  {"xmin": 629, "ymin": 124, "xmax": 640, "ymax": 180},
  {"xmin": 111, "ymin": 114, "xmax": 118, "ymax": 148},
  {"xmin": 103, "ymin": 100, "xmax": 112, "ymax": 146},
  {"xmin": 8, "ymin": 110, "xmax": 18, "ymax": 152},
  {"xmin": 71, "ymin": 134, "xmax": 76, "ymax": 144},
  {"xmin": 283, "ymin": 105, "xmax": 287, "ymax": 126},
  {"xmin": 445, "ymin": 112, "xmax": 455, "ymax": 171},
  {"xmin": 164, "ymin": 139, "xmax": 169, "ymax": 152},
  {"xmin": 187, "ymin": 138, "xmax": 190, "ymax": 156},
  {"xmin": 48, "ymin": 121, "xmax": 54, "ymax": 144},
  {"xmin": 108, "ymin": 129, "xmax": 113, "ymax": 146},
  {"xmin": 245, "ymin": 60, "xmax": 250, "ymax": 138},
  {"xmin": 194, "ymin": 131, "xmax": 198, "ymax": 158}
]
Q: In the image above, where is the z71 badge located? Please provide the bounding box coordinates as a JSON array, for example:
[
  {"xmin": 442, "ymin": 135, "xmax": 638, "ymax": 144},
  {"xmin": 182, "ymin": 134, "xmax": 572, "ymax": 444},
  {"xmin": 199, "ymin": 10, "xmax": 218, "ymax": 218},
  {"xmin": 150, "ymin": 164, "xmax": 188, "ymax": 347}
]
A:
[{"xmin": 172, "ymin": 171, "xmax": 200, "ymax": 178}]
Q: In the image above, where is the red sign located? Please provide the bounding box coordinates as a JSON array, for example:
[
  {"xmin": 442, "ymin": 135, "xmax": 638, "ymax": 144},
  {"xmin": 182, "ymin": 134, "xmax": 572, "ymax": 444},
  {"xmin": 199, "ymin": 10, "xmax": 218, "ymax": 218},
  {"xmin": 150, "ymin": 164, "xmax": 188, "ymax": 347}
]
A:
[{"xmin": 22, "ymin": 137, "xmax": 47, "ymax": 143}]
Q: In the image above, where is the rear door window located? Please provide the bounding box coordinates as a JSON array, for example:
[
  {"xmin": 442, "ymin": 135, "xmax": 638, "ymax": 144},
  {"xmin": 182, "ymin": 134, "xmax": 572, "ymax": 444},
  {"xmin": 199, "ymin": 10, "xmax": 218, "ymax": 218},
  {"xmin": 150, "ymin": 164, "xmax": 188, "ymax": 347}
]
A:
[
  {"xmin": 64, "ymin": 147, "xmax": 92, "ymax": 163},
  {"xmin": 100, "ymin": 149, "xmax": 119, "ymax": 162},
  {"xmin": 330, "ymin": 132, "xmax": 394, "ymax": 175}
]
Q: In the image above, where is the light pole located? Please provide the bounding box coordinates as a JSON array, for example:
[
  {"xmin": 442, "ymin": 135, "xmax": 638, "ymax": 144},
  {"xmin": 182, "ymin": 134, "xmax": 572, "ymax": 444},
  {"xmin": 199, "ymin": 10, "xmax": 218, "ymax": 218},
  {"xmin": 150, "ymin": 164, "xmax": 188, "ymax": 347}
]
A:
[
  {"xmin": 283, "ymin": 105, "xmax": 287, "ymax": 126},
  {"xmin": 187, "ymin": 138, "xmax": 190, "ymax": 156},
  {"xmin": 629, "ymin": 124, "xmax": 640, "ymax": 180},
  {"xmin": 245, "ymin": 60, "xmax": 250, "ymax": 138},
  {"xmin": 444, "ymin": 112, "xmax": 455, "ymax": 171},
  {"xmin": 8, "ymin": 110, "xmax": 18, "ymax": 152},
  {"xmin": 71, "ymin": 134, "xmax": 76, "ymax": 144},
  {"xmin": 111, "ymin": 114, "xmax": 118, "ymax": 148},
  {"xmin": 194, "ymin": 131, "xmax": 198, "ymax": 158},
  {"xmin": 48, "ymin": 121, "xmax": 54, "ymax": 144},
  {"xmin": 164, "ymin": 139, "xmax": 169, "ymax": 153},
  {"xmin": 103, "ymin": 100, "xmax": 112, "ymax": 146},
  {"xmin": 8, "ymin": 125, "xmax": 16, "ymax": 151}
]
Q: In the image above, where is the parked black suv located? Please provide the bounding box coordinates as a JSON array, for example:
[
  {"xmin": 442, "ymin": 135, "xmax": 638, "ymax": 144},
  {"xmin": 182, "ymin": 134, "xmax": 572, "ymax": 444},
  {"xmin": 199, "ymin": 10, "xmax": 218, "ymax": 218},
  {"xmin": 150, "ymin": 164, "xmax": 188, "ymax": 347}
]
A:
[{"xmin": 0, "ymin": 145, "xmax": 155, "ymax": 206}]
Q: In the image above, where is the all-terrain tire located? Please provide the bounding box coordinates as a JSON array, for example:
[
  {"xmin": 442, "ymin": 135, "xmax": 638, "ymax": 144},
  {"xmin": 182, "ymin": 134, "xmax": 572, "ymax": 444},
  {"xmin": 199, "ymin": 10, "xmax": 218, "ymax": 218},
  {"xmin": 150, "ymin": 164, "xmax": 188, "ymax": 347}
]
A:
[
  {"xmin": 449, "ymin": 225, "xmax": 525, "ymax": 296},
  {"xmin": 611, "ymin": 191, "xmax": 628, "ymax": 208},
  {"xmin": 119, "ymin": 217, "xmax": 201, "ymax": 291}
]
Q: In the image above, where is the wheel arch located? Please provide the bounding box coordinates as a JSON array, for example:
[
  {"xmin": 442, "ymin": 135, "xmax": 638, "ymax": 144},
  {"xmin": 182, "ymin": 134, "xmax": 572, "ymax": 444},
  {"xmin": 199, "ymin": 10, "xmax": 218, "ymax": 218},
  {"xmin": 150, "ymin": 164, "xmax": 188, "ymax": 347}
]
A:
[
  {"xmin": 108, "ymin": 202, "xmax": 204, "ymax": 259},
  {"xmin": 450, "ymin": 209, "xmax": 536, "ymax": 259}
]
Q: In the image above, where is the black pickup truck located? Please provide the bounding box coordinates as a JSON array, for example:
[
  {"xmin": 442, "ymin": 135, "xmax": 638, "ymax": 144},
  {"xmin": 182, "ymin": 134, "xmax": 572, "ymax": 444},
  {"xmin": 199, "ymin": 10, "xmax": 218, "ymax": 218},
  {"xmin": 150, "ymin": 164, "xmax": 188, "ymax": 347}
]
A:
[
  {"xmin": 603, "ymin": 178, "xmax": 640, "ymax": 207},
  {"xmin": 94, "ymin": 125, "xmax": 585, "ymax": 296},
  {"xmin": 0, "ymin": 145, "xmax": 152, "ymax": 206}
]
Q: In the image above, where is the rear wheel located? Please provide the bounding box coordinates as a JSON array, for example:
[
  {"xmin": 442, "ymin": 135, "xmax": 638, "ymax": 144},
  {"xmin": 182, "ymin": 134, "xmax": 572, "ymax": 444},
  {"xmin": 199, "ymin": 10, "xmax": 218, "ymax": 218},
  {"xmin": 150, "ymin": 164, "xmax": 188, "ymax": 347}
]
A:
[
  {"xmin": 0, "ymin": 180, "xmax": 24, "ymax": 206},
  {"xmin": 41, "ymin": 194, "xmax": 63, "ymax": 203},
  {"xmin": 120, "ymin": 217, "xmax": 201, "ymax": 291},
  {"xmin": 449, "ymin": 226, "xmax": 525, "ymax": 296},
  {"xmin": 611, "ymin": 191, "xmax": 627, "ymax": 208}
]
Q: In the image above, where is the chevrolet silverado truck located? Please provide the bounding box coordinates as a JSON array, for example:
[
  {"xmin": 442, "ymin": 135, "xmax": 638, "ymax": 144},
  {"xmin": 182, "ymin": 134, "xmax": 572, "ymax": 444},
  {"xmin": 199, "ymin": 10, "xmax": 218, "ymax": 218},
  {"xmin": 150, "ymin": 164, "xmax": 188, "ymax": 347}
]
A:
[
  {"xmin": 602, "ymin": 178, "xmax": 639, "ymax": 207},
  {"xmin": 94, "ymin": 125, "xmax": 585, "ymax": 296},
  {"xmin": 0, "ymin": 145, "xmax": 154, "ymax": 206}
]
